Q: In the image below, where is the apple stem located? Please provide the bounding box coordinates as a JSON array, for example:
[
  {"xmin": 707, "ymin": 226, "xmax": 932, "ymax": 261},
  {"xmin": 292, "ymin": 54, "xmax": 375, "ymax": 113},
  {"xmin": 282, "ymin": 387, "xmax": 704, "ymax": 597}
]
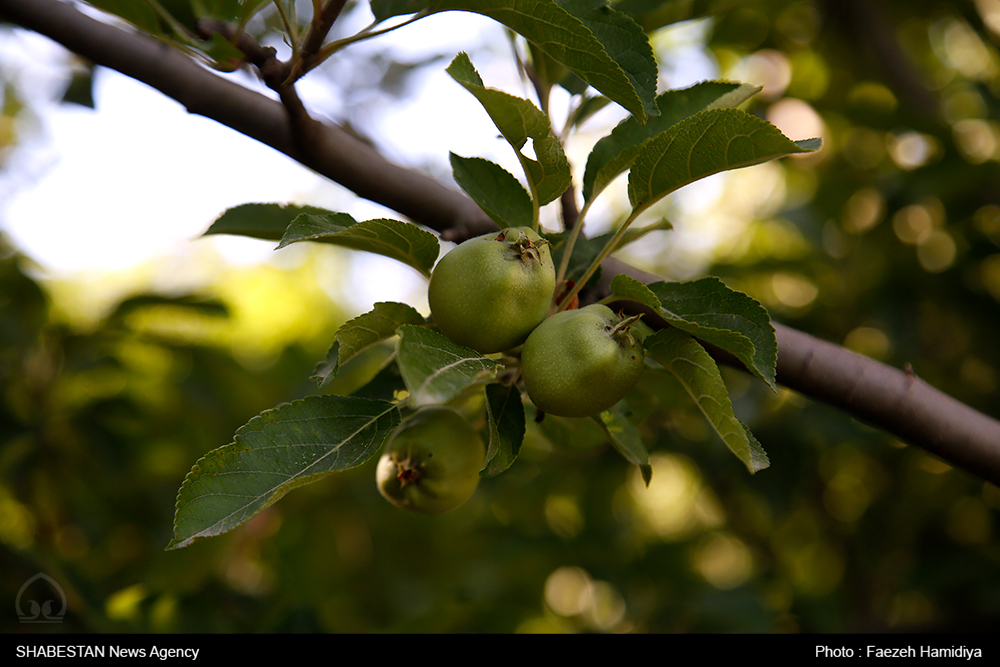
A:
[{"xmin": 609, "ymin": 313, "xmax": 644, "ymax": 347}]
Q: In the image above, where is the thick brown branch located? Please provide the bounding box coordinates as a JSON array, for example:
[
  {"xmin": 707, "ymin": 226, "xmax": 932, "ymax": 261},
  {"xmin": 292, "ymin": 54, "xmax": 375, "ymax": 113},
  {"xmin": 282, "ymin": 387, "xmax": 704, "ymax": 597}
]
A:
[
  {"xmin": 194, "ymin": 19, "xmax": 318, "ymax": 157},
  {"xmin": 4, "ymin": 0, "xmax": 1000, "ymax": 484},
  {"xmin": 194, "ymin": 18, "xmax": 274, "ymax": 69}
]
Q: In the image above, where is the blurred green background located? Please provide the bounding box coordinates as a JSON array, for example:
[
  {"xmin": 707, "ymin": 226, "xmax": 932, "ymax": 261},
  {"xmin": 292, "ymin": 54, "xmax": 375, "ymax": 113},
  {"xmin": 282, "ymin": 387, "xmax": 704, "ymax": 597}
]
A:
[{"xmin": 2, "ymin": 0, "xmax": 1000, "ymax": 633}]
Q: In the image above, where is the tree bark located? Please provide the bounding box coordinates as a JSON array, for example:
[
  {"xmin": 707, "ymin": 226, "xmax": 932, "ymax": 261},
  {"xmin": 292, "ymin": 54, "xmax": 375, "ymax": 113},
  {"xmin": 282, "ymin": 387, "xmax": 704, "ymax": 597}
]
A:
[{"xmin": 3, "ymin": 0, "xmax": 1000, "ymax": 485}]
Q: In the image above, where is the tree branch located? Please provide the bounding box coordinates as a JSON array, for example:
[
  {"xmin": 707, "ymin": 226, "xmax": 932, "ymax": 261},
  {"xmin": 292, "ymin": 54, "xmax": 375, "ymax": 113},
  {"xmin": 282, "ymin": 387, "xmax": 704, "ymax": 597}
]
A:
[
  {"xmin": 295, "ymin": 0, "xmax": 349, "ymax": 80},
  {"xmin": 4, "ymin": 0, "xmax": 1000, "ymax": 485},
  {"xmin": 0, "ymin": 0, "xmax": 494, "ymax": 241}
]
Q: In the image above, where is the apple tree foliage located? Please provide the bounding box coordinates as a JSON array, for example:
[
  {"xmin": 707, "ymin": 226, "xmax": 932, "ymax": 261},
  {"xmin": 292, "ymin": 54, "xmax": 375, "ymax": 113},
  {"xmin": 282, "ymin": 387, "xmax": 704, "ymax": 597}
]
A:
[
  {"xmin": 129, "ymin": 0, "xmax": 825, "ymax": 550},
  {"xmin": 4, "ymin": 0, "xmax": 1000, "ymax": 634}
]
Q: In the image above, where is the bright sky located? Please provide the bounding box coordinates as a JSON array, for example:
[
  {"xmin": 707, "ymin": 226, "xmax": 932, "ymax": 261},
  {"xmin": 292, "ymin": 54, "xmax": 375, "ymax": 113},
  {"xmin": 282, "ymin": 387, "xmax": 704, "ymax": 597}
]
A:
[
  {"xmin": 0, "ymin": 8, "xmax": 728, "ymax": 314},
  {"xmin": 0, "ymin": 11, "xmax": 520, "ymax": 317}
]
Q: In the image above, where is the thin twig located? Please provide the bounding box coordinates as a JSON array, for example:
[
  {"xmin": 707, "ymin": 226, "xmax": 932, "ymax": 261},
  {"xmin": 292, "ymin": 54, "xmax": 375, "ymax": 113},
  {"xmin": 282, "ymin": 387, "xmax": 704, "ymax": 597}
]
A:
[{"xmin": 291, "ymin": 0, "xmax": 348, "ymax": 81}]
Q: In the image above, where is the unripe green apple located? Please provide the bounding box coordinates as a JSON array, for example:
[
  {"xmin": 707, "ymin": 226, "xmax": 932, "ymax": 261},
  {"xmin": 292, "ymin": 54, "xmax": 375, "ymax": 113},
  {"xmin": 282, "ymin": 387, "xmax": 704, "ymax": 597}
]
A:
[
  {"xmin": 520, "ymin": 304, "xmax": 644, "ymax": 418},
  {"xmin": 428, "ymin": 227, "xmax": 555, "ymax": 354},
  {"xmin": 376, "ymin": 406, "xmax": 486, "ymax": 513}
]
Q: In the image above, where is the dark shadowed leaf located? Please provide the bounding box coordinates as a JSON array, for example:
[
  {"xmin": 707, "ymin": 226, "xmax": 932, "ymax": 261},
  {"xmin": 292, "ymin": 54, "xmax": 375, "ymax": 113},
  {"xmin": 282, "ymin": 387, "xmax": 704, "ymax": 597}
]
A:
[
  {"xmin": 483, "ymin": 382, "xmax": 526, "ymax": 477},
  {"xmin": 167, "ymin": 396, "xmax": 401, "ymax": 550},
  {"xmin": 594, "ymin": 407, "xmax": 652, "ymax": 484},
  {"xmin": 450, "ymin": 153, "xmax": 533, "ymax": 229},
  {"xmin": 371, "ymin": 0, "xmax": 430, "ymax": 21},
  {"xmin": 645, "ymin": 328, "xmax": 769, "ymax": 474},
  {"xmin": 202, "ymin": 202, "xmax": 330, "ymax": 241}
]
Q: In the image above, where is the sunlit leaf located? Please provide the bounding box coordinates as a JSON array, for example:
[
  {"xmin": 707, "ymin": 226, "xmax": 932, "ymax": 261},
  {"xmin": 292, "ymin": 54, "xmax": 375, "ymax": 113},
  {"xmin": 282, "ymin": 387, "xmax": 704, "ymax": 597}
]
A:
[
  {"xmin": 450, "ymin": 153, "xmax": 533, "ymax": 229},
  {"xmin": 396, "ymin": 324, "xmax": 499, "ymax": 407},
  {"xmin": 447, "ymin": 53, "xmax": 572, "ymax": 204},
  {"xmin": 628, "ymin": 107, "xmax": 821, "ymax": 213},
  {"xmin": 311, "ymin": 302, "xmax": 425, "ymax": 387},
  {"xmin": 523, "ymin": 134, "xmax": 573, "ymax": 205},
  {"xmin": 167, "ymin": 396, "xmax": 401, "ymax": 550},
  {"xmin": 645, "ymin": 328, "xmax": 769, "ymax": 474},
  {"xmin": 278, "ymin": 212, "xmax": 440, "ymax": 278},
  {"xmin": 446, "ymin": 52, "xmax": 550, "ymax": 150},
  {"xmin": 483, "ymin": 382, "xmax": 526, "ymax": 477},
  {"xmin": 436, "ymin": 0, "xmax": 658, "ymax": 119},
  {"xmin": 584, "ymin": 81, "xmax": 761, "ymax": 202}
]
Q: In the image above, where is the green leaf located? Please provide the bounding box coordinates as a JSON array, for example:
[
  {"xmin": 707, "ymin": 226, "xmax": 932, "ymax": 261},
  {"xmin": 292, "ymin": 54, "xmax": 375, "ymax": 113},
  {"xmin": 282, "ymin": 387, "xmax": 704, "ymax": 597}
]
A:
[
  {"xmin": 628, "ymin": 107, "xmax": 821, "ymax": 213},
  {"xmin": 482, "ymin": 383, "xmax": 526, "ymax": 477},
  {"xmin": 238, "ymin": 0, "xmax": 272, "ymax": 23},
  {"xmin": 645, "ymin": 328, "xmax": 769, "ymax": 474},
  {"xmin": 194, "ymin": 0, "xmax": 251, "ymax": 22},
  {"xmin": 447, "ymin": 52, "xmax": 551, "ymax": 150},
  {"xmin": 351, "ymin": 362, "xmax": 408, "ymax": 402},
  {"xmin": 277, "ymin": 212, "xmax": 440, "ymax": 278},
  {"xmin": 202, "ymin": 202, "xmax": 329, "ymax": 241},
  {"xmin": 435, "ymin": 0, "xmax": 658, "ymax": 119},
  {"xmin": 395, "ymin": 324, "xmax": 500, "ymax": 407},
  {"xmin": 608, "ymin": 273, "xmax": 662, "ymax": 311},
  {"xmin": 583, "ymin": 81, "xmax": 762, "ymax": 202},
  {"xmin": 646, "ymin": 277, "xmax": 777, "ymax": 390},
  {"xmin": 615, "ymin": 0, "xmax": 722, "ymax": 32},
  {"xmin": 197, "ymin": 31, "xmax": 248, "ymax": 69},
  {"xmin": 312, "ymin": 302, "xmax": 426, "ymax": 387},
  {"xmin": 566, "ymin": 94, "xmax": 611, "ymax": 130},
  {"xmin": 449, "ymin": 153, "xmax": 533, "ymax": 229},
  {"xmin": 371, "ymin": 0, "xmax": 430, "ymax": 21},
  {"xmin": 166, "ymin": 396, "xmax": 400, "ymax": 550},
  {"xmin": 88, "ymin": 0, "xmax": 161, "ymax": 33},
  {"xmin": 61, "ymin": 69, "xmax": 95, "ymax": 109},
  {"xmin": 593, "ymin": 407, "xmax": 652, "ymax": 485},
  {"xmin": 555, "ymin": 0, "xmax": 658, "ymax": 117},
  {"xmin": 524, "ymin": 134, "xmax": 573, "ymax": 206},
  {"xmin": 446, "ymin": 53, "xmax": 571, "ymax": 205}
]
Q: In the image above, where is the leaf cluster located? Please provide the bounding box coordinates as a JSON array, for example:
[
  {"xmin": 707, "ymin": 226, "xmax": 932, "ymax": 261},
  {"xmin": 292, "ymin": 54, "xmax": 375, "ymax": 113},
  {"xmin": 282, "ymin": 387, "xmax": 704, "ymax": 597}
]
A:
[{"xmin": 162, "ymin": 0, "xmax": 818, "ymax": 549}]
